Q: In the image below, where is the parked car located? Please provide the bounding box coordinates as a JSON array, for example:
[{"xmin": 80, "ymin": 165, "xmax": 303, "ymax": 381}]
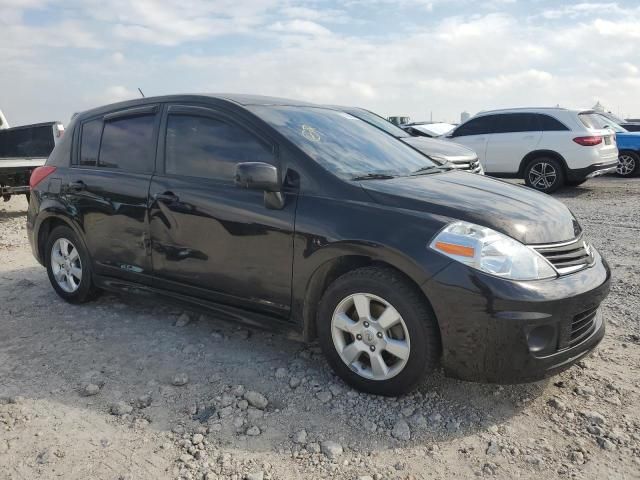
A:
[
  {"xmin": 388, "ymin": 116, "xmax": 410, "ymax": 126},
  {"xmin": 0, "ymin": 108, "xmax": 64, "ymax": 201},
  {"xmin": 328, "ymin": 106, "xmax": 482, "ymax": 174},
  {"xmin": 445, "ymin": 108, "xmax": 619, "ymax": 193},
  {"xmin": 28, "ymin": 94, "xmax": 610, "ymax": 395},
  {"xmin": 599, "ymin": 112, "xmax": 640, "ymax": 133},
  {"xmin": 586, "ymin": 112, "xmax": 640, "ymax": 177},
  {"xmin": 401, "ymin": 122, "xmax": 456, "ymax": 138}
]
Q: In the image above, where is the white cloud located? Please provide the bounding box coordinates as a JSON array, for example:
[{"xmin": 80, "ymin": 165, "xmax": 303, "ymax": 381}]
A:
[{"xmin": 268, "ymin": 19, "xmax": 332, "ymax": 36}]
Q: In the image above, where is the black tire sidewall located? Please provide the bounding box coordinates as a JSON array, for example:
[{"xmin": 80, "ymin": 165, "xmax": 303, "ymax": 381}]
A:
[
  {"xmin": 45, "ymin": 225, "xmax": 95, "ymax": 303},
  {"xmin": 317, "ymin": 269, "xmax": 439, "ymax": 396},
  {"xmin": 524, "ymin": 157, "xmax": 565, "ymax": 193}
]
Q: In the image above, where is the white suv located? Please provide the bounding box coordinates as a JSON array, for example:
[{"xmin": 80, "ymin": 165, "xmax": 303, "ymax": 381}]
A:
[{"xmin": 445, "ymin": 108, "xmax": 619, "ymax": 193}]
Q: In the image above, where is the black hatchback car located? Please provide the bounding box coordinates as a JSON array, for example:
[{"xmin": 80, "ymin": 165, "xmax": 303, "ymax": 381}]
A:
[{"xmin": 27, "ymin": 95, "xmax": 610, "ymax": 395}]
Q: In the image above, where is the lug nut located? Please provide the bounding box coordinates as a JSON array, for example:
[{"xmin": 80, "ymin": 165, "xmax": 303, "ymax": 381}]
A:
[
  {"xmin": 370, "ymin": 346, "xmax": 375, "ymax": 352},
  {"xmin": 363, "ymin": 321, "xmax": 369, "ymax": 328},
  {"xmin": 356, "ymin": 334, "xmax": 362, "ymax": 340},
  {"xmin": 377, "ymin": 332, "xmax": 383, "ymax": 338}
]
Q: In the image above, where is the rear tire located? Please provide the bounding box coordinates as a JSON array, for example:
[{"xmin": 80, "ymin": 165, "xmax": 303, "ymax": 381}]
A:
[
  {"xmin": 616, "ymin": 151, "xmax": 639, "ymax": 177},
  {"xmin": 45, "ymin": 225, "xmax": 99, "ymax": 304},
  {"xmin": 524, "ymin": 157, "xmax": 565, "ymax": 193},
  {"xmin": 317, "ymin": 266, "xmax": 440, "ymax": 396}
]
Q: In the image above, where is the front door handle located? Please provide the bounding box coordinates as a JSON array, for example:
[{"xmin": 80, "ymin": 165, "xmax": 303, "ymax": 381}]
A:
[
  {"xmin": 154, "ymin": 192, "xmax": 179, "ymax": 203},
  {"xmin": 67, "ymin": 180, "xmax": 85, "ymax": 192}
]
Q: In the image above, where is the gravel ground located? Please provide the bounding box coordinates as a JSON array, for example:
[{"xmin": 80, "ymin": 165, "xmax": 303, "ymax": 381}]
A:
[{"xmin": 1, "ymin": 176, "xmax": 639, "ymax": 480}]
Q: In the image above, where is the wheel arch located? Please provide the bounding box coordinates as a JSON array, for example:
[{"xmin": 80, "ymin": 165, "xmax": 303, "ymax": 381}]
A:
[
  {"xmin": 518, "ymin": 150, "xmax": 568, "ymax": 177},
  {"xmin": 35, "ymin": 212, "xmax": 87, "ymax": 265}
]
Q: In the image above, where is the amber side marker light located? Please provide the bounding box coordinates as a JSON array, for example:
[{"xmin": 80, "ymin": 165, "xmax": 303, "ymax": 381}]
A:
[{"xmin": 434, "ymin": 241, "xmax": 475, "ymax": 257}]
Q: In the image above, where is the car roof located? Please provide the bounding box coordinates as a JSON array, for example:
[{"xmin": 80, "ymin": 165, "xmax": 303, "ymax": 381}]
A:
[
  {"xmin": 476, "ymin": 107, "xmax": 576, "ymax": 116},
  {"xmin": 74, "ymin": 94, "xmax": 319, "ymax": 121}
]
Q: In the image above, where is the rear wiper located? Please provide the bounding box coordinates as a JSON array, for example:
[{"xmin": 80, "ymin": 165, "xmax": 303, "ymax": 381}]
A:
[
  {"xmin": 351, "ymin": 173, "xmax": 396, "ymax": 181},
  {"xmin": 410, "ymin": 165, "xmax": 449, "ymax": 176}
]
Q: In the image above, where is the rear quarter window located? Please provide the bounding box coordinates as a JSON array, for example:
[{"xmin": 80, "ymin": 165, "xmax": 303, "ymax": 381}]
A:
[
  {"xmin": 79, "ymin": 119, "xmax": 103, "ymax": 167},
  {"xmin": 537, "ymin": 114, "xmax": 569, "ymax": 131}
]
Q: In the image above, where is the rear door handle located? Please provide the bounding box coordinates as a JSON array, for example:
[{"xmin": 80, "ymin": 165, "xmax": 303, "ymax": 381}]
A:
[
  {"xmin": 67, "ymin": 180, "xmax": 85, "ymax": 192},
  {"xmin": 154, "ymin": 192, "xmax": 179, "ymax": 203}
]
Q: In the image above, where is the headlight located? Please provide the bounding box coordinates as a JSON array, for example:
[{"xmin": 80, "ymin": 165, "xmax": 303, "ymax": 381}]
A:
[{"xmin": 429, "ymin": 221, "xmax": 557, "ymax": 280}]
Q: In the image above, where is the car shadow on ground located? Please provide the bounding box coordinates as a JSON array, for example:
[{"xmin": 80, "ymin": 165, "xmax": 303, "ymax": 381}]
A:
[
  {"xmin": 0, "ymin": 263, "xmax": 549, "ymax": 454},
  {"xmin": 0, "ymin": 206, "xmax": 27, "ymax": 223}
]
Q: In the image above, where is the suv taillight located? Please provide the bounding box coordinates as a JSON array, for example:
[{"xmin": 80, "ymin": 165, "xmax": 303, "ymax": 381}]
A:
[
  {"xmin": 573, "ymin": 136, "xmax": 602, "ymax": 146},
  {"xmin": 29, "ymin": 166, "xmax": 57, "ymax": 189}
]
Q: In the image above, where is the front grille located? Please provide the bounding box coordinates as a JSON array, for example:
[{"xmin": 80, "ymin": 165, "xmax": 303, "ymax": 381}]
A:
[
  {"xmin": 452, "ymin": 158, "xmax": 482, "ymax": 173},
  {"xmin": 569, "ymin": 307, "xmax": 598, "ymax": 347},
  {"xmin": 532, "ymin": 236, "xmax": 594, "ymax": 275}
]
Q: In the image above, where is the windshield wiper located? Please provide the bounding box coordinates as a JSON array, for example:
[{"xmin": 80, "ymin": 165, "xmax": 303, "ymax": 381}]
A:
[
  {"xmin": 410, "ymin": 165, "xmax": 450, "ymax": 176},
  {"xmin": 351, "ymin": 173, "xmax": 396, "ymax": 181}
]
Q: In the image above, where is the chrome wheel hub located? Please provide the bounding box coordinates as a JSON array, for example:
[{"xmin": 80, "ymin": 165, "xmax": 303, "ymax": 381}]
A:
[
  {"xmin": 51, "ymin": 238, "xmax": 82, "ymax": 293},
  {"xmin": 331, "ymin": 293, "xmax": 410, "ymax": 381},
  {"xmin": 617, "ymin": 155, "xmax": 635, "ymax": 176},
  {"xmin": 529, "ymin": 162, "xmax": 557, "ymax": 190}
]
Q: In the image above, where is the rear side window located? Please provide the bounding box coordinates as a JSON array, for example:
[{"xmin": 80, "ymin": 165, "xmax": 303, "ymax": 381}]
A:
[
  {"xmin": 452, "ymin": 115, "xmax": 496, "ymax": 137},
  {"xmin": 537, "ymin": 114, "xmax": 568, "ymax": 131},
  {"xmin": 99, "ymin": 114, "xmax": 156, "ymax": 172},
  {"xmin": 493, "ymin": 113, "xmax": 539, "ymax": 133},
  {"xmin": 79, "ymin": 119, "xmax": 102, "ymax": 167},
  {"xmin": 165, "ymin": 114, "xmax": 275, "ymax": 182}
]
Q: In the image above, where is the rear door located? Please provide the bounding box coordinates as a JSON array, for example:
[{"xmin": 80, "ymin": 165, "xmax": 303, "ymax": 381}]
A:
[
  {"xmin": 65, "ymin": 105, "xmax": 160, "ymax": 284},
  {"xmin": 447, "ymin": 115, "xmax": 496, "ymax": 166},
  {"xmin": 148, "ymin": 104, "xmax": 296, "ymax": 317},
  {"xmin": 484, "ymin": 113, "xmax": 542, "ymax": 173}
]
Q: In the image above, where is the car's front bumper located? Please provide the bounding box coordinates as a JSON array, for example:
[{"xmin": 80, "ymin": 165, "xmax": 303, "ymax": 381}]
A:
[{"xmin": 422, "ymin": 250, "xmax": 611, "ymax": 383}]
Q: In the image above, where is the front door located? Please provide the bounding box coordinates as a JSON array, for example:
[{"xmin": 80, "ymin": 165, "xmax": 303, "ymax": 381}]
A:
[{"xmin": 148, "ymin": 105, "xmax": 296, "ymax": 317}]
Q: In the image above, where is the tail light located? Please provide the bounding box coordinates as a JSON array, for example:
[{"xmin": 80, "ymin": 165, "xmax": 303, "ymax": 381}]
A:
[
  {"xmin": 29, "ymin": 166, "xmax": 57, "ymax": 189},
  {"xmin": 573, "ymin": 136, "xmax": 602, "ymax": 146}
]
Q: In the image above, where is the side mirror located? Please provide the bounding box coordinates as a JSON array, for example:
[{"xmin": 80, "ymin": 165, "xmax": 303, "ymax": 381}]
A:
[{"xmin": 235, "ymin": 162, "xmax": 280, "ymax": 192}]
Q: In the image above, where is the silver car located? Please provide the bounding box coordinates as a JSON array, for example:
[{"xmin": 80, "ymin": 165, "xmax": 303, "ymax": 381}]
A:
[{"xmin": 328, "ymin": 106, "xmax": 483, "ymax": 174}]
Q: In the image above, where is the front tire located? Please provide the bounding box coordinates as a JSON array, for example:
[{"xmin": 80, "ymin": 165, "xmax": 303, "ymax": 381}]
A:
[
  {"xmin": 616, "ymin": 151, "xmax": 639, "ymax": 177},
  {"xmin": 317, "ymin": 266, "xmax": 440, "ymax": 396},
  {"xmin": 45, "ymin": 225, "xmax": 98, "ymax": 303},
  {"xmin": 524, "ymin": 157, "xmax": 565, "ymax": 193}
]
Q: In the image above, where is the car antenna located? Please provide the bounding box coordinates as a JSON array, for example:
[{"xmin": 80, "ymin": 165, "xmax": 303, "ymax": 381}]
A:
[{"xmin": 138, "ymin": 88, "xmax": 145, "ymax": 98}]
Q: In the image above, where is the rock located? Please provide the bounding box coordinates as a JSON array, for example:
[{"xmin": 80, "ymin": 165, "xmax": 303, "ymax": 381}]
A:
[
  {"xmin": 408, "ymin": 413, "xmax": 427, "ymax": 428},
  {"xmin": 244, "ymin": 391, "xmax": 268, "ymax": 410},
  {"xmin": 179, "ymin": 453, "xmax": 194, "ymax": 463},
  {"xmin": 246, "ymin": 426, "xmax": 261, "ymax": 436},
  {"xmin": 220, "ymin": 393, "xmax": 235, "ymax": 407},
  {"xmin": 524, "ymin": 454, "xmax": 544, "ymax": 466},
  {"xmin": 329, "ymin": 384, "xmax": 343, "ymax": 396},
  {"xmin": 247, "ymin": 407, "xmax": 264, "ymax": 423},
  {"xmin": 175, "ymin": 312, "xmax": 191, "ymax": 327},
  {"xmin": 237, "ymin": 399, "xmax": 249, "ymax": 410},
  {"xmin": 307, "ymin": 442, "xmax": 321, "ymax": 454},
  {"xmin": 587, "ymin": 425, "xmax": 603, "ymax": 435},
  {"xmin": 547, "ymin": 397, "xmax": 566, "ymax": 411},
  {"xmin": 575, "ymin": 385, "xmax": 596, "ymax": 396},
  {"xmin": 230, "ymin": 385, "xmax": 246, "ymax": 397},
  {"xmin": 81, "ymin": 383, "xmax": 100, "ymax": 397},
  {"xmin": 570, "ymin": 451, "xmax": 585, "ymax": 464},
  {"xmin": 316, "ymin": 391, "xmax": 332, "ymax": 403},
  {"xmin": 245, "ymin": 472, "xmax": 264, "ymax": 480},
  {"xmin": 321, "ymin": 441, "xmax": 343, "ymax": 460},
  {"xmin": 597, "ymin": 437, "xmax": 615, "ymax": 450},
  {"xmin": 293, "ymin": 429, "xmax": 307, "ymax": 444},
  {"xmin": 392, "ymin": 419, "xmax": 411, "ymax": 441},
  {"xmin": 171, "ymin": 373, "xmax": 189, "ymax": 386},
  {"xmin": 289, "ymin": 377, "xmax": 301, "ymax": 389},
  {"xmin": 136, "ymin": 394, "xmax": 152, "ymax": 409},
  {"xmin": 581, "ymin": 410, "xmax": 606, "ymax": 425},
  {"xmin": 110, "ymin": 402, "xmax": 133, "ymax": 416},
  {"xmin": 192, "ymin": 433, "xmax": 204, "ymax": 445},
  {"xmin": 486, "ymin": 440, "xmax": 500, "ymax": 455},
  {"xmin": 401, "ymin": 406, "xmax": 415, "ymax": 417},
  {"xmin": 275, "ymin": 367, "xmax": 288, "ymax": 379},
  {"xmin": 429, "ymin": 412, "xmax": 442, "ymax": 423},
  {"xmin": 483, "ymin": 462, "xmax": 498, "ymax": 476}
]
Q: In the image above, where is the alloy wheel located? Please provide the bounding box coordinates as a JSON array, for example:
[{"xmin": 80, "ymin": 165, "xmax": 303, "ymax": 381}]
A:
[
  {"xmin": 51, "ymin": 238, "xmax": 83, "ymax": 293},
  {"xmin": 331, "ymin": 293, "xmax": 411, "ymax": 381},
  {"xmin": 617, "ymin": 154, "xmax": 636, "ymax": 176},
  {"xmin": 528, "ymin": 162, "xmax": 557, "ymax": 190}
]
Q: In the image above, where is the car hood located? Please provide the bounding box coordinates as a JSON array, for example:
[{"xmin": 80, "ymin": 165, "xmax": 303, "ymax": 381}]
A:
[
  {"xmin": 401, "ymin": 136, "xmax": 477, "ymax": 160},
  {"xmin": 360, "ymin": 171, "xmax": 580, "ymax": 244}
]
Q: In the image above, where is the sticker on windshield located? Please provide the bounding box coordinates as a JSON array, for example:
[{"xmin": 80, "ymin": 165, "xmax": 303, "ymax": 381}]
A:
[{"xmin": 301, "ymin": 124, "xmax": 321, "ymax": 142}]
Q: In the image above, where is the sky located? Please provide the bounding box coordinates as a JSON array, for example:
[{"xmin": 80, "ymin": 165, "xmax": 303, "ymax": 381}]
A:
[{"xmin": 1, "ymin": 0, "xmax": 640, "ymax": 127}]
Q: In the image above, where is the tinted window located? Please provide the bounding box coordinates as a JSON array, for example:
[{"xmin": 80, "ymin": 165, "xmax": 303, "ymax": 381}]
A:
[
  {"xmin": 165, "ymin": 114, "xmax": 275, "ymax": 182},
  {"xmin": 249, "ymin": 106, "xmax": 439, "ymax": 180},
  {"xmin": 0, "ymin": 125, "xmax": 54, "ymax": 158},
  {"xmin": 79, "ymin": 119, "xmax": 102, "ymax": 166},
  {"xmin": 493, "ymin": 113, "xmax": 539, "ymax": 133},
  {"xmin": 452, "ymin": 115, "xmax": 496, "ymax": 137},
  {"xmin": 343, "ymin": 108, "xmax": 409, "ymax": 138},
  {"xmin": 99, "ymin": 114, "xmax": 156, "ymax": 172},
  {"xmin": 537, "ymin": 114, "xmax": 569, "ymax": 131}
]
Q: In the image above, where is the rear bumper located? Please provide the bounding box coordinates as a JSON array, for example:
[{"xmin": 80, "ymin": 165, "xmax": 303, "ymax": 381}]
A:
[
  {"xmin": 567, "ymin": 160, "xmax": 618, "ymax": 181},
  {"xmin": 422, "ymin": 249, "xmax": 611, "ymax": 383}
]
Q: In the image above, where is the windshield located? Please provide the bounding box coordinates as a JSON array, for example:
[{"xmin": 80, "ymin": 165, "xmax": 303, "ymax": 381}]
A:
[
  {"xmin": 340, "ymin": 108, "xmax": 409, "ymax": 138},
  {"xmin": 250, "ymin": 105, "xmax": 439, "ymax": 180}
]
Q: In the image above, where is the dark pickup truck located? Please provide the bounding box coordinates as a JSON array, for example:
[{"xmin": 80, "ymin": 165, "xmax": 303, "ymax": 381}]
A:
[{"xmin": 0, "ymin": 112, "xmax": 64, "ymax": 201}]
